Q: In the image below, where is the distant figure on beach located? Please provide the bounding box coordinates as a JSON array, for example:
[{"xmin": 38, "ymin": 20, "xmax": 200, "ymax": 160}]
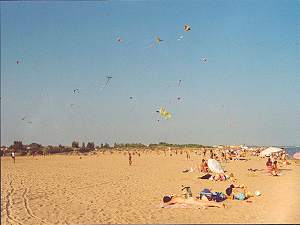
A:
[
  {"xmin": 128, "ymin": 153, "xmax": 132, "ymax": 166},
  {"xmin": 199, "ymin": 159, "xmax": 209, "ymax": 173},
  {"xmin": 210, "ymin": 150, "xmax": 213, "ymax": 159},
  {"xmin": 203, "ymin": 148, "xmax": 207, "ymax": 157},
  {"xmin": 271, "ymin": 161, "xmax": 280, "ymax": 176},
  {"xmin": 221, "ymin": 151, "xmax": 226, "ymax": 162},
  {"xmin": 186, "ymin": 152, "xmax": 190, "ymax": 160},
  {"xmin": 161, "ymin": 195, "xmax": 224, "ymax": 208},
  {"xmin": 11, "ymin": 151, "xmax": 15, "ymax": 163},
  {"xmin": 266, "ymin": 158, "xmax": 273, "ymax": 174}
]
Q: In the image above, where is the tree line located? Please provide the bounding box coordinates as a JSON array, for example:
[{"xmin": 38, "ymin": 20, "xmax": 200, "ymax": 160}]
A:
[{"xmin": 0, "ymin": 141, "xmax": 211, "ymax": 156}]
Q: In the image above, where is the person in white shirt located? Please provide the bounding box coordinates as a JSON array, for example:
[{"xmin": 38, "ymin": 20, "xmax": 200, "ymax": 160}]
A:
[{"xmin": 11, "ymin": 151, "xmax": 15, "ymax": 163}]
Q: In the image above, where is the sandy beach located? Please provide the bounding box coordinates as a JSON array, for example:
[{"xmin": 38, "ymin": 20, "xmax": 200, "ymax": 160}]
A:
[{"xmin": 1, "ymin": 149, "xmax": 300, "ymax": 224}]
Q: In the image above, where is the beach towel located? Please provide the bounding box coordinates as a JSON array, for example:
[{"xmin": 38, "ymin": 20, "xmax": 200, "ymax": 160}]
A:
[{"xmin": 212, "ymin": 192, "xmax": 227, "ymax": 202}]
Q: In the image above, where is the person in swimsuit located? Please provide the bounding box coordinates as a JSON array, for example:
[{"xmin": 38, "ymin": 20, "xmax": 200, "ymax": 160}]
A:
[
  {"xmin": 161, "ymin": 195, "xmax": 224, "ymax": 208},
  {"xmin": 199, "ymin": 159, "xmax": 209, "ymax": 173},
  {"xmin": 266, "ymin": 158, "xmax": 273, "ymax": 174},
  {"xmin": 271, "ymin": 161, "xmax": 280, "ymax": 176}
]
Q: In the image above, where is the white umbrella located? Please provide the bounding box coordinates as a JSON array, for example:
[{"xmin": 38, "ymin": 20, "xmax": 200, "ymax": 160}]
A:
[
  {"xmin": 207, "ymin": 159, "xmax": 224, "ymax": 174},
  {"xmin": 293, "ymin": 152, "xmax": 300, "ymax": 160},
  {"xmin": 259, "ymin": 147, "xmax": 284, "ymax": 157}
]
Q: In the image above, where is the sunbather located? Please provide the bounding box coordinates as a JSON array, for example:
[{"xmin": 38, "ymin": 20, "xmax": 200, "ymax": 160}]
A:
[
  {"xmin": 213, "ymin": 173, "xmax": 227, "ymax": 181},
  {"xmin": 161, "ymin": 195, "xmax": 224, "ymax": 208},
  {"xmin": 266, "ymin": 158, "xmax": 273, "ymax": 174},
  {"xmin": 271, "ymin": 161, "xmax": 280, "ymax": 176},
  {"xmin": 225, "ymin": 184, "xmax": 251, "ymax": 200},
  {"xmin": 199, "ymin": 159, "xmax": 209, "ymax": 173}
]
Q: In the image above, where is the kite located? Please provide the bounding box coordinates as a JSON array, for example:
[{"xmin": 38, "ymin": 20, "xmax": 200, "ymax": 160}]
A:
[
  {"xmin": 158, "ymin": 107, "xmax": 172, "ymax": 119},
  {"xmin": 16, "ymin": 60, "xmax": 21, "ymax": 64},
  {"xmin": 177, "ymin": 35, "xmax": 184, "ymax": 41},
  {"xmin": 73, "ymin": 88, "xmax": 79, "ymax": 94},
  {"xmin": 156, "ymin": 36, "xmax": 163, "ymax": 43},
  {"xmin": 116, "ymin": 36, "xmax": 122, "ymax": 43},
  {"xmin": 21, "ymin": 116, "xmax": 32, "ymax": 124},
  {"xmin": 100, "ymin": 76, "xmax": 113, "ymax": 90},
  {"xmin": 177, "ymin": 97, "xmax": 181, "ymax": 101},
  {"xmin": 105, "ymin": 76, "xmax": 112, "ymax": 87},
  {"xmin": 201, "ymin": 57, "xmax": 208, "ymax": 64},
  {"xmin": 129, "ymin": 96, "xmax": 133, "ymax": 99},
  {"xmin": 148, "ymin": 36, "xmax": 164, "ymax": 48},
  {"xmin": 184, "ymin": 24, "xmax": 191, "ymax": 32},
  {"xmin": 178, "ymin": 79, "xmax": 182, "ymax": 88}
]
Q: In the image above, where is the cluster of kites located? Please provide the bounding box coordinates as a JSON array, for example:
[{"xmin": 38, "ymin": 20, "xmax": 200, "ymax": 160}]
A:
[{"xmin": 16, "ymin": 23, "xmax": 218, "ymax": 126}]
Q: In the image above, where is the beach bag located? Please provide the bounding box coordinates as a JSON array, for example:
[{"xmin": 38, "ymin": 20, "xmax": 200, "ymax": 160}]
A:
[
  {"xmin": 199, "ymin": 188, "xmax": 213, "ymax": 201},
  {"xmin": 212, "ymin": 192, "xmax": 227, "ymax": 202}
]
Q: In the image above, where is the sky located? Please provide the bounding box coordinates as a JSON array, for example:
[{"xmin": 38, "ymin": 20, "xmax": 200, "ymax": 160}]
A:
[{"xmin": 1, "ymin": 0, "xmax": 300, "ymax": 147}]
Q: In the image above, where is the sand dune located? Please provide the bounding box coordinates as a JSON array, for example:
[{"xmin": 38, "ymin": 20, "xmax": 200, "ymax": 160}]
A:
[{"xmin": 1, "ymin": 150, "xmax": 300, "ymax": 224}]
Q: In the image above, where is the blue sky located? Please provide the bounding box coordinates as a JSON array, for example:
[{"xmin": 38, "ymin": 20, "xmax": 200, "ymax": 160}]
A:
[{"xmin": 1, "ymin": 0, "xmax": 299, "ymax": 146}]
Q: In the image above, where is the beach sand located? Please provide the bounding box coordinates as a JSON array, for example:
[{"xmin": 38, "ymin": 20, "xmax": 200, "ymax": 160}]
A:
[{"xmin": 1, "ymin": 150, "xmax": 300, "ymax": 224}]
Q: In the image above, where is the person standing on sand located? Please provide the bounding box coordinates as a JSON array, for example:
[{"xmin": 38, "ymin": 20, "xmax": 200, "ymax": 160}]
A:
[
  {"xmin": 11, "ymin": 151, "xmax": 16, "ymax": 163},
  {"xmin": 186, "ymin": 152, "xmax": 190, "ymax": 160},
  {"xmin": 128, "ymin": 153, "xmax": 132, "ymax": 166},
  {"xmin": 210, "ymin": 150, "xmax": 213, "ymax": 159},
  {"xmin": 266, "ymin": 157, "xmax": 273, "ymax": 174}
]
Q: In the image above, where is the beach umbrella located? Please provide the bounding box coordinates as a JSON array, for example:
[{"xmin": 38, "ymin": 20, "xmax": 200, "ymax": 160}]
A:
[
  {"xmin": 207, "ymin": 159, "xmax": 224, "ymax": 174},
  {"xmin": 259, "ymin": 147, "xmax": 284, "ymax": 157},
  {"xmin": 293, "ymin": 152, "xmax": 300, "ymax": 160}
]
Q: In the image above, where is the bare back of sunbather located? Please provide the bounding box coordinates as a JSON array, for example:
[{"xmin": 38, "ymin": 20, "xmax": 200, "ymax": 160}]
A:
[{"xmin": 164, "ymin": 196, "xmax": 224, "ymax": 208}]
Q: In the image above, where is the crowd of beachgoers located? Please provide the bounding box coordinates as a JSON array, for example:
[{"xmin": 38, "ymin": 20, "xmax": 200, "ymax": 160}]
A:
[{"xmin": 157, "ymin": 146, "xmax": 297, "ymax": 209}]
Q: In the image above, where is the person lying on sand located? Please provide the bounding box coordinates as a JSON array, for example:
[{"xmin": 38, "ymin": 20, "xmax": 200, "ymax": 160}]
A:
[
  {"xmin": 161, "ymin": 195, "xmax": 225, "ymax": 208},
  {"xmin": 225, "ymin": 184, "xmax": 252, "ymax": 200},
  {"xmin": 248, "ymin": 168, "xmax": 264, "ymax": 172},
  {"xmin": 212, "ymin": 173, "xmax": 227, "ymax": 181}
]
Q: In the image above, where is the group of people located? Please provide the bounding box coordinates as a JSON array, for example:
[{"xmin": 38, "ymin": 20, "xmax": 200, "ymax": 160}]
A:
[
  {"xmin": 161, "ymin": 181, "xmax": 255, "ymax": 209},
  {"xmin": 266, "ymin": 157, "xmax": 280, "ymax": 176}
]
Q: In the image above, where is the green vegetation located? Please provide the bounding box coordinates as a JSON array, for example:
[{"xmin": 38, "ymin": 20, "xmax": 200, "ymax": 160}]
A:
[{"xmin": 0, "ymin": 140, "xmax": 211, "ymax": 156}]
